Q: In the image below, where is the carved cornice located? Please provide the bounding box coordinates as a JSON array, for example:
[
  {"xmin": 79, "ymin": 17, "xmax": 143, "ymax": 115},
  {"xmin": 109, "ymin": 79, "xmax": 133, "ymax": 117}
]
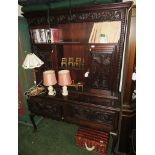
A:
[
  {"xmin": 26, "ymin": 8, "xmax": 125, "ymax": 26},
  {"xmin": 51, "ymin": 9, "xmax": 124, "ymax": 25},
  {"xmin": 24, "ymin": 1, "xmax": 133, "ymax": 26},
  {"xmin": 27, "ymin": 16, "xmax": 48, "ymax": 26}
]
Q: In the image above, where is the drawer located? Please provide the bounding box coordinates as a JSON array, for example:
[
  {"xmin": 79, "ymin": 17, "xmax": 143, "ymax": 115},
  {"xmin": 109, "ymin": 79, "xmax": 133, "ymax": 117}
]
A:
[
  {"xmin": 28, "ymin": 98, "xmax": 45, "ymax": 115},
  {"xmin": 64, "ymin": 103, "xmax": 119, "ymax": 131},
  {"xmin": 68, "ymin": 91, "xmax": 120, "ymax": 108},
  {"xmin": 28, "ymin": 97, "xmax": 63, "ymax": 120},
  {"xmin": 43, "ymin": 100, "xmax": 63, "ymax": 119}
]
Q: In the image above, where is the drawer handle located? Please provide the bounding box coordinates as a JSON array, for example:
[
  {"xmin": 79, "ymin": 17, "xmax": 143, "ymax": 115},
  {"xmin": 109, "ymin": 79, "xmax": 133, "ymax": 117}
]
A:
[{"xmin": 84, "ymin": 142, "xmax": 95, "ymax": 151}]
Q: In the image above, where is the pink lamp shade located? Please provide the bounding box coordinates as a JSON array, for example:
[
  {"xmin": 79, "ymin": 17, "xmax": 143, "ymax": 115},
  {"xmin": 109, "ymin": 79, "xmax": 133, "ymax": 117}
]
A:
[
  {"xmin": 58, "ymin": 70, "xmax": 72, "ymax": 86},
  {"xmin": 43, "ymin": 70, "xmax": 57, "ymax": 86}
]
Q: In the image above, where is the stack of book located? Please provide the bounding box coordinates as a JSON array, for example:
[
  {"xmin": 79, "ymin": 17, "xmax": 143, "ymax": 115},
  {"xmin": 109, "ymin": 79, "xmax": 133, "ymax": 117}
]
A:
[
  {"xmin": 30, "ymin": 28, "xmax": 62, "ymax": 43},
  {"xmin": 89, "ymin": 21, "xmax": 121, "ymax": 43}
]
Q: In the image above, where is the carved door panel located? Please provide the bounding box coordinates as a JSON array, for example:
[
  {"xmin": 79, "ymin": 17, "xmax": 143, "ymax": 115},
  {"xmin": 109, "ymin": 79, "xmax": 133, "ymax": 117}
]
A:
[{"xmin": 89, "ymin": 44, "xmax": 119, "ymax": 93}]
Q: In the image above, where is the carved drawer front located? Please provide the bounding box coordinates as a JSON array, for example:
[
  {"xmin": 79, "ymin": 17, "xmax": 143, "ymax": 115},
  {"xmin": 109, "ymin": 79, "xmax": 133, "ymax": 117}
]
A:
[
  {"xmin": 65, "ymin": 103, "xmax": 119, "ymax": 131},
  {"xmin": 43, "ymin": 99, "xmax": 63, "ymax": 120},
  {"xmin": 69, "ymin": 92, "xmax": 119, "ymax": 108},
  {"xmin": 28, "ymin": 97, "xmax": 45, "ymax": 116},
  {"xmin": 28, "ymin": 97, "xmax": 63, "ymax": 120}
]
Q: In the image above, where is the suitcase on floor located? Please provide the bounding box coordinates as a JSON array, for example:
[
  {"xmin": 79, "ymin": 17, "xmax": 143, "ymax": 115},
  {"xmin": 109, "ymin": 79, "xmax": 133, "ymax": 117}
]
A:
[{"xmin": 75, "ymin": 127, "xmax": 109, "ymax": 155}]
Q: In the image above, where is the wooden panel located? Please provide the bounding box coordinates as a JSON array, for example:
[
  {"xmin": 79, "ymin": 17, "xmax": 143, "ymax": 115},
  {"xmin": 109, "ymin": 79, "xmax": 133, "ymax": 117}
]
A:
[
  {"xmin": 64, "ymin": 101, "xmax": 119, "ymax": 131},
  {"xmin": 123, "ymin": 7, "xmax": 136, "ymax": 105},
  {"xmin": 68, "ymin": 91, "xmax": 120, "ymax": 108},
  {"xmin": 58, "ymin": 22, "xmax": 93, "ymax": 42},
  {"xmin": 89, "ymin": 44, "xmax": 119, "ymax": 93},
  {"xmin": 28, "ymin": 97, "xmax": 63, "ymax": 120}
]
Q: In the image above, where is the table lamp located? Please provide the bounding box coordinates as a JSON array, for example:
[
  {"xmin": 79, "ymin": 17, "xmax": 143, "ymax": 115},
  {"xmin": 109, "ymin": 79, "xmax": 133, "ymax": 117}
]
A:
[
  {"xmin": 22, "ymin": 52, "xmax": 44, "ymax": 84},
  {"xmin": 22, "ymin": 53, "xmax": 44, "ymax": 69},
  {"xmin": 58, "ymin": 70, "xmax": 72, "ymax": 96},
  {"xmin": 43, "ymin": 70, "xmax": 57, "ymax": 96}
]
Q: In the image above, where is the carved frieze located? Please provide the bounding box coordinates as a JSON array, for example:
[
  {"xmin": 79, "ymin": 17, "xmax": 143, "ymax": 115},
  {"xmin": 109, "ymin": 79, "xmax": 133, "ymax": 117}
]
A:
[
  {"xmin": 54, "ymin": 9, "xmax": 123, "ymax": 24},
  {"xmin": 70, "ymin": 105, "xmax": 115, "ymax": 125},
  {"xmin": 27, "ymin": 16, "xmax": 48, "ymax": 26}
]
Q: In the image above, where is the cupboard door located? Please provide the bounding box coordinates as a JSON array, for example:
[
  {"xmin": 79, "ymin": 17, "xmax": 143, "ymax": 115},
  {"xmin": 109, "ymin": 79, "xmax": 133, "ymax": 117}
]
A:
[{"xmin": 89, "ymin": 44, "xmax": 119, "ymax": 93}]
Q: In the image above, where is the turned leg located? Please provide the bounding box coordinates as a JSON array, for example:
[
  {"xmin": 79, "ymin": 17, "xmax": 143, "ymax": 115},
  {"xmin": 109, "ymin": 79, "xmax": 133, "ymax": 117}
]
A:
[{"xmin": 29, "ymin": 113, "xmax": 37, "ymax": 131}]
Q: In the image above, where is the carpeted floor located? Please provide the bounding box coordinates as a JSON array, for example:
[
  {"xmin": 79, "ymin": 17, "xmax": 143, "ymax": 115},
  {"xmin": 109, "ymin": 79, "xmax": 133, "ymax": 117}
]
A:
[{"xmin": 18, "ymin": 118, "xmax": 113, "ymax": 155}]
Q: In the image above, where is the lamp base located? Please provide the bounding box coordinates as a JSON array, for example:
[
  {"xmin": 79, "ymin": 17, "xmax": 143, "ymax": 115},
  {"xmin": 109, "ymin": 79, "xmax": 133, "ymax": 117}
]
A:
[
  {"xmin": 62, "ymin": 86, "xmax": 68, "ymax": 96},
  {"xmin": 48, "ymin": 86, "xmax": 56, "ymax": 96}
]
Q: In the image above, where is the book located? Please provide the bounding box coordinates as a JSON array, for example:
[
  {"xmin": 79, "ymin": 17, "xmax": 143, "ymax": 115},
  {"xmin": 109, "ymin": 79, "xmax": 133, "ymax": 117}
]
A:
[
  {"xmin": 50, "ymin": 28, "xmax": 62, "ymax": 43},
  {"xmin": 39, "ymin": 29, "xmax": 46, "ymax": 43},
  {"xmin": 45, "ymin": 29, "xmax": 51, "ymax": 43},
  {"xmin": 31, "ymin": 28, "xmax": 63, "ymax": 44},
  {"xmin": 31, "ymin": 29, "xmax": 39, "ymax": 43},
  {"xmin": 35, "ymin": 29, "xmax": 41, "ymax": 43}
]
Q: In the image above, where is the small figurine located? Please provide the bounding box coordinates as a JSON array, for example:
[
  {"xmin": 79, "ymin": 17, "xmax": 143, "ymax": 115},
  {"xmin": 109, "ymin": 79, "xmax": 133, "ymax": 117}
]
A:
[
  {"xmin": 74, "ymin": 58, "xmax": 81, "ymax": 68},
  {"xmin": 61, "ymin": 58, "xmax": 67, "ymax": 68},
  {"xmin": 68, "ymin": 57, "xmax": 74, "ymax": 67}
]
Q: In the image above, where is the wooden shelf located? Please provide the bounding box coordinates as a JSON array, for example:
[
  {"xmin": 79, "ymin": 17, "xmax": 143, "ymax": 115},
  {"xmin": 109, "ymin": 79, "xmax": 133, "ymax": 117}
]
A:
[
  {"xmin": 32, "ymin": 42, "xmax": 118, "ymax": 46},
  {"xmin": 59, "ymin": 67, "xmax": 85, "ymax": 71}
]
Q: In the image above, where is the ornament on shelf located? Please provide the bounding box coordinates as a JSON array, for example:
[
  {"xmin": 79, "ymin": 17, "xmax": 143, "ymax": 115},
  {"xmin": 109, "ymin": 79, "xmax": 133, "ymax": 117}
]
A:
[
  {"xmin": 68, "ymin": 57, "xmax": 74, "ymax": 67},
  {"xmin": 61, "ymin": 58, "xmax": 67, "ymax": 68}
]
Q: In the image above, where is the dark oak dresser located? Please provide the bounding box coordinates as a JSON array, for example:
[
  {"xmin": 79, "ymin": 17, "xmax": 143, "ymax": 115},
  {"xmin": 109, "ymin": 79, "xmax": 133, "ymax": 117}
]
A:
[{"xmin": 22, "ymin": 1, "xmax": 136, "ymax": 154}]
